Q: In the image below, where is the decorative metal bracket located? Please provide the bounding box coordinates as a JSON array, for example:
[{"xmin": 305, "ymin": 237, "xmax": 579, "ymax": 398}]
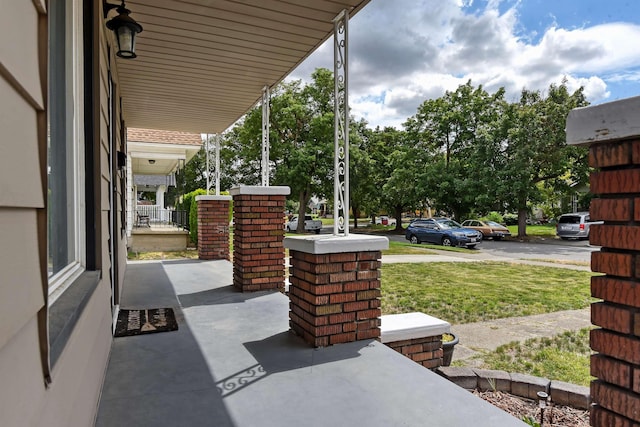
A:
[
  {"xmin": 261, "ymin": 86, "xmax": 270, "ymax": 186},
  {"xmin": 333, "ymin": 10, "xmax": 349, "ymax": 236}
]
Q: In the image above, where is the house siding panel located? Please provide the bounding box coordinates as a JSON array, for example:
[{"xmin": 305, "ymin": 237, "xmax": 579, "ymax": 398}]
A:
[
  {"xmin": 0, "ymin": 0, "xmax": 44, "ymax": 109},
  {"xmin": 0, "ymin": 209, "xmax": 44, "ymax": 352},
  {"xmin": 36, "ymin": 282, "xmax": 112, "ymax": 427},
  {"xmin": 0, "ymin": 77, "xmax": 44, "ymax": 207}
]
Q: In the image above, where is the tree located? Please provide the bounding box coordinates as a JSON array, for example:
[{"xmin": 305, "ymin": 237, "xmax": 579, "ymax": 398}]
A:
[
  {"xmin": 349, "ymin": 119, "xmax": 378, "ymax": 228},
  {"xmin": 405, "ymin": 82, "xmax": 507, "ymax": 220},
  {"xmin": 500, "ymin": 82, "xmax": 589, "ymax": 237},
  {"xmin": 229, "ymin": 69, "xmax": 336, "ymax": 232}
]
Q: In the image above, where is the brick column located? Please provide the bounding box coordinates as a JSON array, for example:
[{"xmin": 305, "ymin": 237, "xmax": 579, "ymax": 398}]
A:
[
  {"xmin": 230, "ymin": 185, "xmax": 290, "ymax": 292},
  {"xmin": 284, "ymin": 234, "xmax": 388, "ymax": 347},
  {"xmin": 196, "ymin": 195, "xmax": 231, "ymax": 260},
  {"xmin": 566, "ymin": 98, "xmax": 640, "ymax": 427}
]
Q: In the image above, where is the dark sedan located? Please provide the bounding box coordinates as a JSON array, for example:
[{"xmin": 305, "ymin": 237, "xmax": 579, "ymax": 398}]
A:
[{"xmin": 405, "ymin": 218, "xmax": 482, "ymax": 248}]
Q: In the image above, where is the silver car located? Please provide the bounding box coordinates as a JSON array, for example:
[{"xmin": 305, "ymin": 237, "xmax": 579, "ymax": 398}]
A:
[{"xmin": 556, "ymin": 212, "xmax": 602, "ymax": 240}]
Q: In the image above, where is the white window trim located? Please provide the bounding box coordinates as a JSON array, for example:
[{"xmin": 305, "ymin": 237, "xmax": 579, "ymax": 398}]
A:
[{"xmin": 48, "ymin": 0, "xmax": 86, "ymax": 305}]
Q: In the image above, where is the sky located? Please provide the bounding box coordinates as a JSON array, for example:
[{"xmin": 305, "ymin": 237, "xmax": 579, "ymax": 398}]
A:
[{"xmin": 289, "ymin": 0, "xmax": 640, "ymax": 129}]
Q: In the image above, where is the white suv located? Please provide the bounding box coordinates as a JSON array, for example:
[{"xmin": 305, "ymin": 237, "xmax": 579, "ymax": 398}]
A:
[{"xmin": 556, "ymin": 212, "xmax": 602, "ymax": 240}]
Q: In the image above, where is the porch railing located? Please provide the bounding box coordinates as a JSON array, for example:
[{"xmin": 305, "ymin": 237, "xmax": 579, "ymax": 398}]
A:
[{"xmin": 135, "ymin": 206, "xmax": 188, "ymax": 230}]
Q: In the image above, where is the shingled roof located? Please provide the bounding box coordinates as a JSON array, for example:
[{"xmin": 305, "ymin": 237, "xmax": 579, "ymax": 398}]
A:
[{"xmin": 127, "ymin": 128, "xmax": 202, "ymax": 146}]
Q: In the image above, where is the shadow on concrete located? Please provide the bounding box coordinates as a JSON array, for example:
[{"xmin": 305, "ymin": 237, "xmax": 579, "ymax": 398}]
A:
[
  {"xmin": 96, "ymin": 263, "xmax": 236, "ymax": 427},
  {"xmin": 178, "ymin": 286, "xmax": 282, "ymax": 308}
]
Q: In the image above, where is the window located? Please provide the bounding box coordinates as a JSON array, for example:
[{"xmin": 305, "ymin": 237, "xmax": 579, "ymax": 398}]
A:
[{"xmin": 48, "ymin": 0, "xmax": 85, "ymax": 303}]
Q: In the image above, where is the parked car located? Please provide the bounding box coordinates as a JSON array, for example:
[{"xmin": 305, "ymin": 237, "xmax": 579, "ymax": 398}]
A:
[
  {"xmin": 286, "ymin": 215, "xmax": 322, "ymax": 234},
  {"xmin": 405, "ymin": 218, "xmax": 482, "ymax": 248},
  {"xmin": 375, "ymin": 215, "xmax": 397, "ymax": 226},
  {"xmin": 460, "ymin": 219, "xmax": 511, "ymax": 240},
  {"xmin": 556, "ymin": 212, "xmax": 602, "ymax": 240}
]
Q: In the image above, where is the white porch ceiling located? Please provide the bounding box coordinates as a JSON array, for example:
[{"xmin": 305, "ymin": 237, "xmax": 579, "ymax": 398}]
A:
[{"xmin": 114, "ymin": 0, "xmax": 371, "ymax": 134}]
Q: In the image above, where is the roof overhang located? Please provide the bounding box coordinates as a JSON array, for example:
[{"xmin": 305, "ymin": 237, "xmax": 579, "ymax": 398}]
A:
[{"xmin": 110, "ymin": 0, "xmax": 371, "ymax": 134}]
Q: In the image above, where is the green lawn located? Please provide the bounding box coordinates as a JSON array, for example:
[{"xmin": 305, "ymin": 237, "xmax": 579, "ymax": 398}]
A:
[
  {"xmin": 507, "ymin": 224, "xmax": 557, "ymax": 238},
  {"xmin": 383, "ymin": 241, "xmax": 438, "ymax": 255},
  {"xmin": 381, "ymin": 262, "xmax": 593, "ymax": 324},
  {"xmin": 470, "ymin": 328, "xmax": 592, "ymax": 386}
]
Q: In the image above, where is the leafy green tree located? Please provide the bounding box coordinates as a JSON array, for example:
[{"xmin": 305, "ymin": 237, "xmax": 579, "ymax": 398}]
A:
[
  {"xmin": 500, "ymin": 82, "xmax": 589, "ymax": 236},
  {"xmin": 349, "ymin": 119, "xmax": 378, "ymax": 228},
  {"xmin": 405, "ymin": 82, "xmax": 507, "ymax": 220},
  {"xmin": 228, "ymin": 69, "xmax": 336, "ymax": 232}
]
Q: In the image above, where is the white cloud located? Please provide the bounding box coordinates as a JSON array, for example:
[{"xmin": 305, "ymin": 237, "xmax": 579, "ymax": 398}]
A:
[{"xmin": 288, "ymin": 0, "xmax": 640, "ymax": 128}]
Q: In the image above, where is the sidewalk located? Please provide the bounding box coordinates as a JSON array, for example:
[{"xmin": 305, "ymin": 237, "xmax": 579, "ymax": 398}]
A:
[{"xmin": 451, "ymin": 308, "xmax": 592, "ymax": 363}]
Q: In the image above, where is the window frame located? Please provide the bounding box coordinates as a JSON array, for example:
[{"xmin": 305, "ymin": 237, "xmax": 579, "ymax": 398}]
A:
[{"xmin": 47, "ymin": 0, "xmax": 86, "ymax": 305}]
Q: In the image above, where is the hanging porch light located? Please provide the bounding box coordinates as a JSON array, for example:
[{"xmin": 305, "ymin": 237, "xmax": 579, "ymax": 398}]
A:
[{"xmin": 104, "ymin": 0, "xmax": 143, "ymax": 59}]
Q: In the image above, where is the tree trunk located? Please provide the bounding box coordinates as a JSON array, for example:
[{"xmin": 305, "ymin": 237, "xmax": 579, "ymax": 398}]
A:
[
  {"xmin": 297, "ymin": 190, "xmax": 309, "ymax": 233},
  {"xmin": 517, "ymin": 208, "xmax": 528, "ymax": 237},
  {"xmin": 352, "ymin": 205, "xmax": 360, "ymax": 229},
  {"xmin": 394, "ymin": 205, "xmax": 404, "ymax": 232}
]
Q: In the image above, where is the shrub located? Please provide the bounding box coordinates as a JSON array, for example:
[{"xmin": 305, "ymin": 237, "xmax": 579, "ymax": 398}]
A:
[
  {"xmin": 179, "ymin": 189, "xmax": 233, "ymax": 245},
  {"xmin": 482, "ymin": 211, "xmax": 504, "ymax": 224},
  {"xmin": 503, "ymin": 213, "xmax": 518, "ymax": 225}
]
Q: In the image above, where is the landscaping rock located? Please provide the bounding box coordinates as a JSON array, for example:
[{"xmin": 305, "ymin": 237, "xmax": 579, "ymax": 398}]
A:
[
  {"xmin": 509, "ymin": 372, "xmax": 550, "ymax": 400},
  {"xmin": 473, "ymin": 369, "xmax": 511, "ymax": 392},
  {"xmin": 435, "ymin": 367, "xmax": 477, "ymax": 390},
  {"xmin": 550, "ymin": 380, "xmax": 591, "ymax": 410}
]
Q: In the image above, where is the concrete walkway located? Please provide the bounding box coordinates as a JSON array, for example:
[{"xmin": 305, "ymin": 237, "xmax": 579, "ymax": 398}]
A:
[{"xmin": 451, "ymin": 308, "xmax": 592, "ymax": 363}]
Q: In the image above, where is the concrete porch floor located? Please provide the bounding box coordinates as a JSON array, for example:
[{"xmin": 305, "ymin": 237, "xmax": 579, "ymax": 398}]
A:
[{"xmin": 95, "ymin": 259, "xmax": 525, "ymax": 426}]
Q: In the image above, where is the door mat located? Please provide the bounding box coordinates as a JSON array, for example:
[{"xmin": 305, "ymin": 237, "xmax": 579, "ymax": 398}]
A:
[{"xmin": 114, "ymin": 308, "xmax": 178, "ymax": 337}]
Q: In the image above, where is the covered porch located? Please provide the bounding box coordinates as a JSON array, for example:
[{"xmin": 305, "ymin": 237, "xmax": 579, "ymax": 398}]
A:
[{"xmin": 96, "ymin": 259, "xmax": 524, "ymax": 426}]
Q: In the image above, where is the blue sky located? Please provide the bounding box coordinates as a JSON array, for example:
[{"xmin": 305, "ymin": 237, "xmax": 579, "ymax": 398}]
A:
[{"xmin": 290, "ymin": 0, "xmax": 640, "ymax": 128}]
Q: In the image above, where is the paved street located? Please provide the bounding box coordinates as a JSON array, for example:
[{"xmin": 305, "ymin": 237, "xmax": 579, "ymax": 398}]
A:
[{"xmin": 383, "ymin": 232, "xmax": 597, "ymax": 264}]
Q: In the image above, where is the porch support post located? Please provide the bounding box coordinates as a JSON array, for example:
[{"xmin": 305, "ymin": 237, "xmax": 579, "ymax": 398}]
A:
[
  {"xmin": 333, "ymin": 9, "xmax": 349, "ymax": 236},
  {"xmin": 284, "ymin": 234, "xmax": 388, "ymax": 347},
  {"xmin": 126, "ymin": 152, "xmax": 133, "ymax": 236},
  {"xmin": 261, "ymin": 86, "xmax": 270, "ymax": 186},
  {"xmin": 566, "ymin": 97, "xmax": 640, "ymax": 426},
  {"xmin": 156, "ymin": 184, "xmax": 166, "ymax": 209},
  {"xmin": 230, "ymin": 185, "xmax": 290, "ymax": 292},
  {"xmin": 215, "ymin": 133, "xmax": 221, "ymax": 196},
  {"xmin": 196, "ymin": 195, "xmax": 231, "ymax": 260}
]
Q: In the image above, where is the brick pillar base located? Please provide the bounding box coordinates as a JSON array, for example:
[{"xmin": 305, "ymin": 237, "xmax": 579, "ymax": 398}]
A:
[
  {"xmin": 285, "ymin": 234, "xmax": 388, "ymax": 347},
  {"xmin": 196, "ymin": 195, "xmax": 231, "ymax": 260},
  {"xmin": 566, "ymin": 99, "xmax": 640, "ymax": 427},
  {"xmin": 380, "ymin": 312, "xmax": 450, "ymax": 370},
  {"xmin": 230, "ymin": 186, "xmax": 290, "ymax": 292}
]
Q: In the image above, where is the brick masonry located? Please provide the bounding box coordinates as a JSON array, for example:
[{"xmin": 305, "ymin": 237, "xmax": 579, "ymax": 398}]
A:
[
  {"xmin": 384, "ymin": 336, "xmax": 443, "ymax": 369},
  {"xmin": 288, "ymin": 250, "xmax": 382, "ymax": 347},
  {"xmin": 587, "ymin": 137, "xmax": 640, "ymax": 426},
  {"xmin": 197, "ymin": 197, "xmax": 230, "ymax": 260},
  {"xmin": 232, "ymin": 193, "xmax": 286, "ymax": 292}
]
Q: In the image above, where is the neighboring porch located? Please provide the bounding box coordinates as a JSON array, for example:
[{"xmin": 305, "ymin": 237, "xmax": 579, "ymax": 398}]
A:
[{"xmin": 95, "ymin": 259, "xmax": 525, "ymax": 426}]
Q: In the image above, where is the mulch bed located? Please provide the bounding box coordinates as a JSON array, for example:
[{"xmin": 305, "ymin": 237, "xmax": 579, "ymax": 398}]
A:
[{"xmin": 474, "ymin": 390, "xmax": 589, "ymax": 426}]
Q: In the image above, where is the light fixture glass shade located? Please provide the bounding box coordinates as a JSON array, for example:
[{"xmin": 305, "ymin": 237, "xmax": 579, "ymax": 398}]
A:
[
  {"xmin": 106, "ymin": 3, "xmax": 143, "ymax": 59},
  {"xmin": 116, "ymin": 26, "xmax": 136, "ymax": 58}
]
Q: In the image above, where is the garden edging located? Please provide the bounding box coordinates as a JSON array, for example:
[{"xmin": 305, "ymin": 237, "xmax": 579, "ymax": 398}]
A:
[{"xmin": 436, "ymin": 366, "xmax": 591, "ymax": 410}]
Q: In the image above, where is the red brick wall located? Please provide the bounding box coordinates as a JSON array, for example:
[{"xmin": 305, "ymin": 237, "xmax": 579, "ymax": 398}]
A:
[
  {"xmin": 589, "ymin": 138, "xmax": 640, "ymax": 426},
  {"xmin": 232, "ymin": 194, "xmax": 286, "ymax": 292},
  {"xmin": 289, "ymin": 250, "xmax": 381, "ymax": 347},
  {"xmin": 197, "ymin": 198, "xmax": 230, "ymax": 260},
  {"xmin": 385, "ymin": 336, "xmax": 443, "ymax": 369}
]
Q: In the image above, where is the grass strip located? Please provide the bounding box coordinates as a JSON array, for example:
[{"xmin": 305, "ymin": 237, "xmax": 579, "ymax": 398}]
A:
[
  {"xmin": 472, "ymin": 328, "xmax": 592, "ymax": 386},
  {"xmin": 381, "ymin": 262, "xmax": 593, "ymax": 324}
]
